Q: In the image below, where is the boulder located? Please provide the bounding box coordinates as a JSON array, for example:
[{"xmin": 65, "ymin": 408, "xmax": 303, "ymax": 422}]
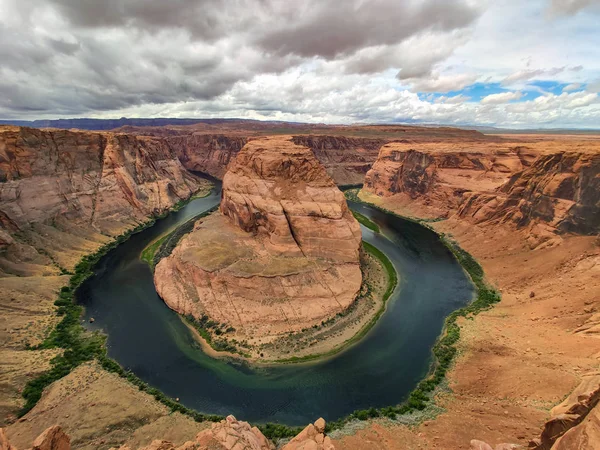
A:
[{"xmin": 282, "ymin": 418, "xmax": 335, "ymax": 450}]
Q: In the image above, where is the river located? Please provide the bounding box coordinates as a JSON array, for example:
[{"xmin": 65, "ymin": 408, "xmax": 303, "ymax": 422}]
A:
[{"xmin": 79, "ymin": 183, "xmax": 474, "ymax": 426}]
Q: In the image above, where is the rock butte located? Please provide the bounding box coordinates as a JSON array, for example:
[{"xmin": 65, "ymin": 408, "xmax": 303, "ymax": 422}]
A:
[{"xmin": 154, "ymin": 136, "xmax": 363, "ymax": 341}]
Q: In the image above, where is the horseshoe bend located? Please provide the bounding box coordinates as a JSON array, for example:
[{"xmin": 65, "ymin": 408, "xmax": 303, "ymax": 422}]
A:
[{"xmin": 1, "ymin": 4, "xmax": 600, "ymax": 446}]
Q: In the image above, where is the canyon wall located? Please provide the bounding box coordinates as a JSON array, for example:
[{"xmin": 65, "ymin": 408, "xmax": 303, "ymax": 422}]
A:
[
  {"xmin": 166, "ymin": 133, "xmax": 384, "ymax": 185},
  {"xmin": 363, "ymin": 142, "xmax": 534, "ymax": 214},
  {"xmin": 154, "ymin": 136, "xmax": 362, "ymax": 343},
  {"xmin": 0, "ymin": 126, "xmax": 210, "ymax": 425},
  {"xmin": 291, "ymin": 135, "xmax": 385, "ymax": 185},
  {"xmin": 363, "ymin": 141, "xmax": 599, "ymax": 244},
  {"xmin": 458, "ymin": 151, "xmax": 600, "ymax": 236},
  {"xmin": 166, "ymin": 134, "xmax": 248, "ymax": 179}
]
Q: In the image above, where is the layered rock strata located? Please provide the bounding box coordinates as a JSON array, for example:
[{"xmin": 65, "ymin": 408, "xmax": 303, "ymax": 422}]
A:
[
  {"xmin": 0, "ymin": 126, "xmax": 209, "ymax": 421},
  {"xmin": 458, "ymin": 151, "xmax": 600, "ymax": 237},
  {"xmin": 364, "ymin": 141, "xmax": 599, "ymax": 246},
  {"xmin": 154, "ymin": 136, "xmax": 362, "ymax": 341},
  {"xmin": 168, "ymin": 133, "xmax": 384, "ymax": 185},
  {"xmin": 363, "ymin": 142, "xmax": 533, "ymax": 214},
  {"xmin": 0, "ymin": 126, "xmax": 207, "ymax": 275}
]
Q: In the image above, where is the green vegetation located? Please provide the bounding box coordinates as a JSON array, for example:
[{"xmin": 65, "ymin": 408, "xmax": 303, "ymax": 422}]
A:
[
  {"xmin": 183, "ymin": 315, "xmax": 249, "ymax": 357},
  {"xmin": 140, "ymin": 234, "xmax": 169, "ymax": 266},
  {"xmin": 21, "ymin": 219, "xmax": 156, "ymax": 416},
  {"xmin": 275, "ymin": 240, "xmax": 397, "ymax": 364},
  {"xmin": 352, "ymin": 210, "xmax": 380, "ymax": 233},
  {"xmin": 151, "ymin": 205, "xmax": 219, "ymax": 267}
]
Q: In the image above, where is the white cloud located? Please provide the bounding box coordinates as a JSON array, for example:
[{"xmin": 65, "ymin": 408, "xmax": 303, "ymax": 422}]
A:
[
  {"xmin": 480, "ymin": 91, "xmax": 523, "ymax": 104},
  {"xmin": 503, "ymin": 67, "xmax": 565, "ymax": 83},
  {"xmin": 407, "ymin": 73, "xmax": 479, "ymax": 93},
  {"xmin": 563, "ymin": 83, "xmax": 582, "ymax": 91},
  {"xmin": 434, "ymin": 94, "xmax": 472, "ymax": 104},
  {"xmin": 0, "ymin": 0, "xmax": 599, "ymax": 128}
]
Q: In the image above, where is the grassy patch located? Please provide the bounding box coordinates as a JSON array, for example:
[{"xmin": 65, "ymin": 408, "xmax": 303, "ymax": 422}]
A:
[
  {"xmin": 352, "ymin": 210, "xmax": 380, "ymax": 233},
  {"xmin": 140, "ymin": 234, "xmax": 169, "ymax": 266},
  {"xmin": 21, "ymin": 219, "xmax": 157, "ymax": 415},
  {"xmin": 152, "ymin": 205, "xmax": 219, "ymax": 268}
]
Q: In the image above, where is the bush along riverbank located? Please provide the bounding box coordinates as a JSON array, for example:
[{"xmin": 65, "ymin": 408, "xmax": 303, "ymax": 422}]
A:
[{"xmin": 323, "ymin": 189, "xmax": 502, "ymax": 432}]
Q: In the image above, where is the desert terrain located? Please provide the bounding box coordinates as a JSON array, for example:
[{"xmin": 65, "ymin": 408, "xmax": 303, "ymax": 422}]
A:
[{"xmin": 0, "ymin": 123, "xmax": 598, "ymax": 450}]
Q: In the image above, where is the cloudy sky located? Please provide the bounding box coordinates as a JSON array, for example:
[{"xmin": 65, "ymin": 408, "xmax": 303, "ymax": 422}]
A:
[{"xmin": 1, "ymin": 0, "xmax": 599, "ymax": 128}]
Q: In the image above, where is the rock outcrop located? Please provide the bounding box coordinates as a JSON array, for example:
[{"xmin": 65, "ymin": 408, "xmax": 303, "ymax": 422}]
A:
[
  {"xmin": 113, "ymin": 416, "xmax": 274, "ymax": 450},
  {"xmin": 154, "ymin": 136, "xmax": 362, "ymax": 343},
  {"xmin": 470, "ymin": 375, "xmax": 600, "ymax": 449},
  {"xmin": 363, "ymin": 142, "xmax": 599, "ymax": 245},
  {"xmin": 537, "ymin": 375, "xmax": 600, "ymax": 449},
  {"xmin": 363, "ymin": 142, "xmax": 529, "ymax": 217},
  {"xmin": 1, "ymin": 426, "xmax": 69, "ymax": 450},
  {"xmin": 458, "ymin": 152, "xmax": 600, "ymax": 238},
  {"xmin": 282, "ymin": 418, "xmax": 334, "ymax": 450}
]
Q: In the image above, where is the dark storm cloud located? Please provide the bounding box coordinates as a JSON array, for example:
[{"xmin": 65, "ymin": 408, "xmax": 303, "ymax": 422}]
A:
[
  {"xmin": 256, "ymin": 1, "xmax": 480, "ymax": 59},
  {"xmin": 0, "ymin": 0, "xmax": 483, "ymax": 117}
]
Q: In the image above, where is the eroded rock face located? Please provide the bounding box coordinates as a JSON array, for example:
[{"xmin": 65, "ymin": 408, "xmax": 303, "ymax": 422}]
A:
[
  {"xmin": 167, "ymin": 133, "xmax": 384, "ymax": 185},
  {"xmin": 282, "ymin": 418, "xmax": 334, "ymax": 450},
  {"xmin": 0, "ymin": 126, "xmax": 207, "ymax": 276},
  {"xmin": 458, "ymin": 152, "xmax": 600, "ymax": 237},
  {"xmin": 0, "ymin": 426, "xmax": 69, "ymax": 450},
  {"xmin": 364, "ymin": 142, "xmax": 599, "ymax": 245},
  {"xmin": 154, "ymin": 136, "xmax": 362, "ymax": 341},
  {"xmin": 291, "ymin": 135, "xmax": 384, "ymax": 186},
  {"xmin": 363, "ymin": 142, "xmax": 528, "ymax": 216},
  {"xmin": 0, "ymin": 126, "xmax": 203, "ymax": 233},
  {"xmin": 220, "ymin": 137, "xmax": 362, "ymax": 261},
  {"xmin": 167, "ymin": 134, "xmax": 248, "ymax": 179}
]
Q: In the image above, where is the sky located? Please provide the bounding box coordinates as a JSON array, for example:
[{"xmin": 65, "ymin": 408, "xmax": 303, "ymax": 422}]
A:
[{"xmin": 0, "ymin": 0, "xmax": 599, "ymax": 128}]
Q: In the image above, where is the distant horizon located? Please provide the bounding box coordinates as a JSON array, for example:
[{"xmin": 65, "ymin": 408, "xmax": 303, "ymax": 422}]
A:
[{"xmin": 1, "ymin": 116, "xmax": 600, "ymax": 133}]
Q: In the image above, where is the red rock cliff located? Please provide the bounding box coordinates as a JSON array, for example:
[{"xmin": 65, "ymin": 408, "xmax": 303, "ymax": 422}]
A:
[{"xmin": 0, "ymin": 126, "xmax": 207, "ymax": 275}]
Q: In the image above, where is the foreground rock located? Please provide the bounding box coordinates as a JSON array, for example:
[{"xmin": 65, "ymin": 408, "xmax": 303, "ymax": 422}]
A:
[
  {"xmin": 1, "ymin": 425, "xmax": 69, "ymax": 450},
  {"xmin": 155, "ymin": 136, "xmax": 362, "ymax": 344},
  {"xmin": 2, "ymin": 417, "xmax": 338, "ymax": 450},
  {"xmin": 282, "ymin": 418, "xmax": 334, "ymax": 450}
]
